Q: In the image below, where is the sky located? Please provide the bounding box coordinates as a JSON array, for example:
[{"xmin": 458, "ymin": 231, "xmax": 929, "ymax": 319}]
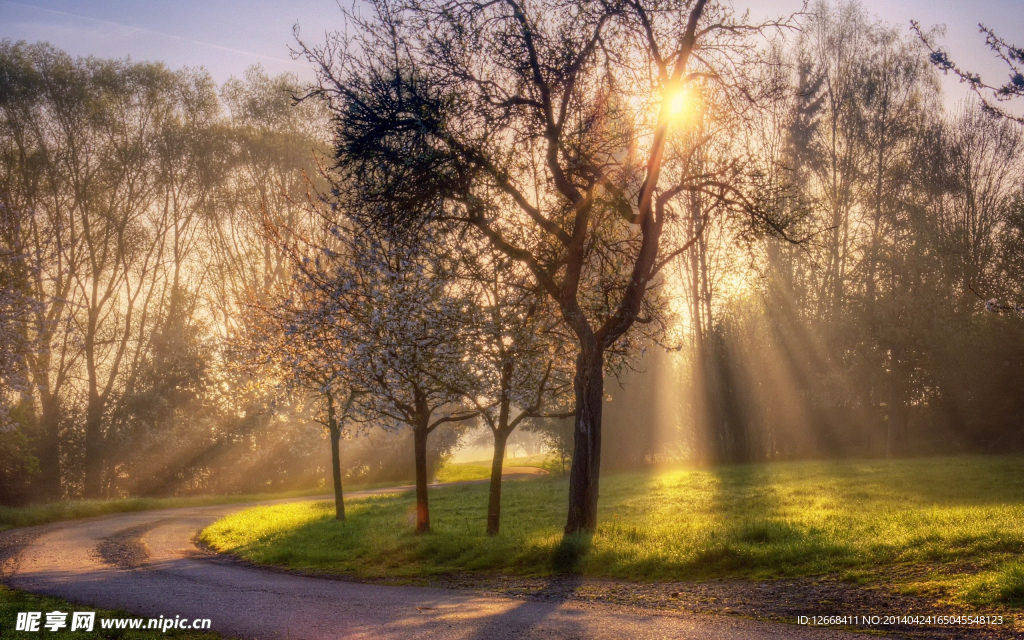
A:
[{"xmin": 1, "ymin": 0, "xmax": 1023, "ymax": 102}]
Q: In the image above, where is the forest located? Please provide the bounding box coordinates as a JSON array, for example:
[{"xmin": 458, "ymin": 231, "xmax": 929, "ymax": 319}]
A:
[{"xmin": 1, "ymin": 0, "xmax": 1022, "ymax": 523}]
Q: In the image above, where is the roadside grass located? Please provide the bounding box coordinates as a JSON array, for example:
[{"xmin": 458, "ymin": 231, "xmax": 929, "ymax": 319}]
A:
[
  {"xmin": 0, "ymin": 585, "xmax": 223, "ymax": 639},
  {"xmin": 201, "ymin": 456, "xmax": 1024, "ymax": 608},
  {"xmin": 434, "ymin": 463, "xmax": 492, "ymax": 483},
  {"xmin": 435, "ymin": 454, "xmax": 559, "ymax": 483},
  {"xmin": 0, "ymin": 481, "xmax": 406, "ymax": 532},
  {"xmin": 964, "ymin": 562, "xmax": 1024, "ymax": 607}
]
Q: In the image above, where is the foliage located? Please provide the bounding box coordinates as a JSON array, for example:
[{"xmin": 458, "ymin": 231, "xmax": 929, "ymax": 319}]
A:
[
  {"xmin": 0, "ymin": 41, "xmax": 345, "ymax": 504},
  {"xmin": 0, "ymin": 428, "xmax": 38, "ymax": 506}
]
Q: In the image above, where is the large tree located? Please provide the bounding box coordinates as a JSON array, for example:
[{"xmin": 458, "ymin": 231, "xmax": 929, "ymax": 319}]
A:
[{"xmin": 299, "ymin": 0, "xmax": 794, "ymax": 532}]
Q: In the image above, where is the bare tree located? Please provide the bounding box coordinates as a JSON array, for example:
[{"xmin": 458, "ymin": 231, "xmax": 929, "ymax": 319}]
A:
[{"xmin": 298, "ymin": 0, "xmax": 797, "ymax": 532}]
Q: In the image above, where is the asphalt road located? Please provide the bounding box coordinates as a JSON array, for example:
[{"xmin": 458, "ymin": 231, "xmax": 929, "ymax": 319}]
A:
[{"xmin": 2, "ymin": 488, "xmax": 863, "ymax": 640}]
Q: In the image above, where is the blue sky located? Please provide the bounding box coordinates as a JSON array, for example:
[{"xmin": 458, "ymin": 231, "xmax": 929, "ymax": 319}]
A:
[
  {"xmin": 0, "ymin": 0, "xmax": 328, "ymax": 80},
  {"xmin": 1, "ymin": 0, "xmax": 1022, "ymax": 103}
]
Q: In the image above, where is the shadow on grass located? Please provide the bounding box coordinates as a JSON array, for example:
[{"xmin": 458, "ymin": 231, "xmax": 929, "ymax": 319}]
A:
[
  {"xmin": 205, "ymin": 457, "xmax": 1024, "ymax": 586},
  {"xmin": 552, "ymin": 533, "xmax": 591, "ymax": 574},
  {"xmin": 692, "ymin": 463, "xmax": 852, "ymax": 578}
]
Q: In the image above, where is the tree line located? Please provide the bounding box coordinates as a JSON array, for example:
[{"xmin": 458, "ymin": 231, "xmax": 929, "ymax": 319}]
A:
[
  {"xmin": 0, "ymin": 43, "xmax": 385, "ymax": 504},
  {"xmin": 649, "ymin": 1, "xmax": 1024, "ymax": 465},
  {"xmin": 586, "ymin": 1, "xmax": 1024, "ymax": 470}
]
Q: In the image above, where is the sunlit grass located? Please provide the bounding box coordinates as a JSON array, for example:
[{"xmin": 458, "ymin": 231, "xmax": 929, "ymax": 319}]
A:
[
  {"xmin": 434, "ymin": 463, "xmax": 493, "ymax": 483},
  {"xmin": 201, "ymin": 456, "xmax": 1024, "ymax": 607},
  {"xmin": 434, "ymin": 454, "xmax": 557, "ymax": 483},
  {"xmin": 964, "ymin": 562, "xmax": 1024, "ymax": 607}
]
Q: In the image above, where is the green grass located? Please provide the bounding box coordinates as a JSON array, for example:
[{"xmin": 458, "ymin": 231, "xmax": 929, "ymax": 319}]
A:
[
  {"xmin": 434, "ymin": 463, "xmax": 493, "ymax": 483},
  {"xmin": 0, "ymin": 585, "xmax": 223, "ymax": 639},
  {"xmin": 435, "ymin": 454, "xmax": 559, "ymax": 483},
  {"xmin": 965, "ymin": 562, "xmax": 1024, "ymax": 607},
  {"xmin": 201, "ymin": 456, "xmax": 1024, "ymax": 608},
  {"xmin": 0, "ymin": 481, "xmax": 407, "ymax": 532}
]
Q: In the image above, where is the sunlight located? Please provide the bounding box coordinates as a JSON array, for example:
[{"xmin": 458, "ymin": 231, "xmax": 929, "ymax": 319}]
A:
[{"xmin": 662, "ymin": 82, "xmax": 701, "ymax": 127}]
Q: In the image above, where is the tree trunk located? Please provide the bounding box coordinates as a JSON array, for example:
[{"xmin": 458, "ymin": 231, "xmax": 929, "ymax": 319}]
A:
[
  {"xmin": 887, "ymin": 348, "xmax": 906, "ymax": 458},
  {"xmin": 565, "ymin": 345, "xmax": 604, "ymax": 534},
  {"xmin": 36, "ymin": 392, "xmax": 61, "ymax": 500},
  {"xmin": 326, "ymin": 392, "xmax": 345, "ymax": 521},
  {"xmin": 330, "ymin": 427, "xmax": 345, "ymax": 521},
  {"xmin": 486, "ymin": 429, "xmax": 509, "ymax": 536},
  {"xmin": 413, "ymin": 426, "xmax": 430, "ymax": 534},
  {"xmin": 83, "ymin": 394, "xmax": 104, "ymax": 499}
]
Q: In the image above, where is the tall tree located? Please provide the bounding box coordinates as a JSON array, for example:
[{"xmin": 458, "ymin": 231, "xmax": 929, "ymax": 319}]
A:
[
  {"xmin": 249, "ymin": 241, "xmax": 360, "ymax": 521},
  {"xmin": 299, "ymin": 0, "xmax": 795, "ymax": 533}
]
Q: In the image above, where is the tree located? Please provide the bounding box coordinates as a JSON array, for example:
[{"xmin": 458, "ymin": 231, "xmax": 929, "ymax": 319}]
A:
[
  {"xmin": 0, "ymin": 200, "xmax": 39, "ymax": 505},
  {"xmin": 0, "ymin": 43, "xmax": 216, "ymax": 498},
  {"xmin": 0, "ymin": 42, "xmax": 84, "ymax": 498},
  {"xmin": 458, "ymin": 243, "xmax": 573, "ymax": 535},
  {"xmin": 299, "ymin": 0, "xmax": 796, "ymax": 533},
  {"xmin": 250, "ymin": 254, "xmax": 360, "ymax": 521},
  {"xmin": 0, "ymin": 203, "xmax": 30, "ymax": 430},
  {"xmin": 913, "ymin": 22, "xmax": 1024, "ymax": 125},
  {"xmin": 527, "ymin": 416, "xmax": 574, "ymax": 474},
  {"xmin": 299, "ymin": 228, "xmax": 478, "ymax": 533},
  {"xmin": 67, "ymin": 60, "xmax": 190, "ymax": 498}
]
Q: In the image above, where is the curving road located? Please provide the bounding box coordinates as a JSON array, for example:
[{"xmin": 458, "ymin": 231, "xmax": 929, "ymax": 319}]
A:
[{"xmin": 2, "ymin": 489, "xmax": 863, "ymax": 640}]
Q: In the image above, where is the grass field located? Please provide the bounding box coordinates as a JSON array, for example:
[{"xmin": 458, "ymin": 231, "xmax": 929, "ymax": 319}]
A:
[
  {"xmin": 434, "ymin": 454, "xmax": 560, "ymax": 483},
  {"xmin": 201, "ymin": 456, "xmax": 1024, "ymax": 608},
  {"xmin": 0, "ymin": 481, "xmax": 407, "ymax": 532},
  {"xmin": 0, "ymin": 586, "xmax": 222, "ymax": 639}
]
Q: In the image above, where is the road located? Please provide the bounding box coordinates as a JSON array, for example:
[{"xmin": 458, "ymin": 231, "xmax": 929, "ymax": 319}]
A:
[{"xmin": 2, "ymin": 487, "xmax": 863, "ymax": 640}]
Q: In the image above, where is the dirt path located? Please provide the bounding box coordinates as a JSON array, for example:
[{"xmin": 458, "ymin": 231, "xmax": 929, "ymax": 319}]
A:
[{"xmin": 1, "ymin": 489, "xmax": 861, "ymax": 640}]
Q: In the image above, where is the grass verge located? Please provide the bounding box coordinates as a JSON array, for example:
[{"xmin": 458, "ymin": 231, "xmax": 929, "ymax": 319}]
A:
[
  {"xmin": 0, "ymin": 481, "xmax": 406, "ymax": 532},
  {"xmin": 435, "ymin": 454, "xmax": 559, "ymax": 483},
  {"xmin": 0, "ymin": 585, "xmax": 223, "ymax": 639},
  {"xmin": 201, "ymin": 456, "xmax": 1024, "ymax": 609}
]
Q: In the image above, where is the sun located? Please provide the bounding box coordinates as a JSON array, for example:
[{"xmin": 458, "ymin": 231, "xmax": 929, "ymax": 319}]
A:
[{"xmin": 662, "ymin": 82, "xmax": 700, "ymax": 126}]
